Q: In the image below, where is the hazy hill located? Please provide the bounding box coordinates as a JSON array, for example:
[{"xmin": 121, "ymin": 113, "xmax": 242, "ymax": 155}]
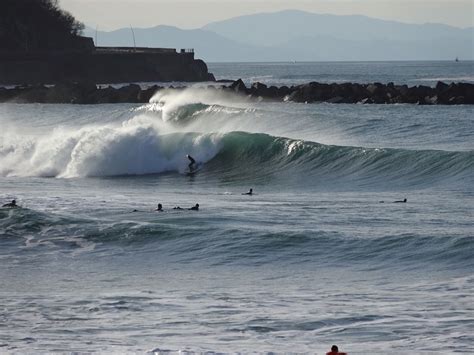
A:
[
  {"xmin": 203, "ymin": 9, "xmax": 471, "ymax": 46},
  {"xmin": 85, "ymin": 10, "xmax": 474, "ymax": 61}
]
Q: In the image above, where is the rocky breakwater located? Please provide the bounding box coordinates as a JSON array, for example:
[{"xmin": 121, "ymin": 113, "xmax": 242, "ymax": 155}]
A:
[
  {"xmin": 226, "ymin": 79, "xmax": 474, "ymax": 105},
  {"xmin": 1, "ymin": 80, "xmax": 473, "ymax": 105},
  {"xmin": 0, "ymin": 83, "xmax": 160, "ymax": 104}
]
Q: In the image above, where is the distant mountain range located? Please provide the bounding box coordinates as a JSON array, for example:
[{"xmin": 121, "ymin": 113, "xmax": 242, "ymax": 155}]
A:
[{"xmin": 84, "ymin": 9, "xmax": 474, "ymax": 62}]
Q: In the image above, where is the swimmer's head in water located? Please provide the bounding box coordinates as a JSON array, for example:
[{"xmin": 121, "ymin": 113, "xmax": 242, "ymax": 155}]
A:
[{"xmin": 331, "ymin": 345, "xmax": 338, "ymax": 352}]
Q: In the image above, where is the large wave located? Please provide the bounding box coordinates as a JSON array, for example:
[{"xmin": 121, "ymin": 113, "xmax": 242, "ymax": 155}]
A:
[{"xmin": 0, "ymin": 88, "xmax": 472, "ymax": 187}]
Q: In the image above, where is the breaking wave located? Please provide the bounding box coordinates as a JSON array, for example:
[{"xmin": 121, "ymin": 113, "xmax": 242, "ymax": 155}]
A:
[{"xmin": 0, "ymin": 88, "xmax": 472, "ymax": 188}]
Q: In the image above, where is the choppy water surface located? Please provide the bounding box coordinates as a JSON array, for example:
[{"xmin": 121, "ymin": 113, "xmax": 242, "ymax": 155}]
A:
[{"xmin": 1, "ymin": 62, "xmax": 473, "ymax": 353}]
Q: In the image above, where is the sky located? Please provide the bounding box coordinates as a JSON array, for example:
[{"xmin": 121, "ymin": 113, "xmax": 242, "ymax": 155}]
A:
[{"xmin": 60, "ymin": 0, "xmax": 474, "ymax": 31}]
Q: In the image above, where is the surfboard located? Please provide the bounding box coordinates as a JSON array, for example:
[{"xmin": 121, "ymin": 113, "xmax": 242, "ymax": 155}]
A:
[{"xmin": 186, "ymin": 163, "xmax": 203, "ymax": 176}]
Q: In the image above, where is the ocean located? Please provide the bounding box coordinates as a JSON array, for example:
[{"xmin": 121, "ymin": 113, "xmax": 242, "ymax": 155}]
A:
[{"xmin": 0, "ymin": 61, "xmax": 473, "ymax": 354}]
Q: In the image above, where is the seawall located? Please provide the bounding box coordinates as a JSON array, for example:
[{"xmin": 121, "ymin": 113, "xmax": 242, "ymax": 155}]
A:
[{"xmin": 0, "ymin": 46, "xmax": 214, "ymax": 85}]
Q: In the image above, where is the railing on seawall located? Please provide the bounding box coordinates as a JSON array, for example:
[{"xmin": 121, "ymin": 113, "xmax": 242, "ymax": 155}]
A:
[{"xmin": 94, "ymin": 47, "xmax": 178, "ymax": 54}]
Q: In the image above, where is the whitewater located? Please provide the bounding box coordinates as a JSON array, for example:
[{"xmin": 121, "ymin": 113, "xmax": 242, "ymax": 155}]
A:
[{"xmin": 1, "ymin": 62, "xmax": 473, "ymax": 354}]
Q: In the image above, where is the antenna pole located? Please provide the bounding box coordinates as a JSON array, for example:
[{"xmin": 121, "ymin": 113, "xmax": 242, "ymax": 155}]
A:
[{"xmin": 130, "ymin": 25, "xmax": 136, "ymax": 51}]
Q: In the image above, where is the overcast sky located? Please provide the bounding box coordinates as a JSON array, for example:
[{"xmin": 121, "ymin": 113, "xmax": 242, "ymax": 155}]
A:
[{"xmin": 60, "ymin": 0, "xmax": 474, "ymax": 30}]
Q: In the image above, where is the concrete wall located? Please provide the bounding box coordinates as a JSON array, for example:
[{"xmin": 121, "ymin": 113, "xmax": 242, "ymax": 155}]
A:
[{"xmin": 0, "ymin": 46, "xmax": 212, "ymax": 85}]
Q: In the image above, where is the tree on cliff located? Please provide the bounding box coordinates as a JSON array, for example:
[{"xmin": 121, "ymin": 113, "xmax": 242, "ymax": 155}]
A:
[{"xmin": 0, "ymin": 0, "xmax": 85, "ymax": 51}]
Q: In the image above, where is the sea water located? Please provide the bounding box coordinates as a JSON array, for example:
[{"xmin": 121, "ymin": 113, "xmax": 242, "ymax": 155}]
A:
[{"xmin": 0, "ymin": 62, "xmax": 473, "ymax": 353}]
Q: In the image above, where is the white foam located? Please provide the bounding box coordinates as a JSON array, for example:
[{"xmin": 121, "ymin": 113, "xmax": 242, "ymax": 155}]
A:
[{"xmin": 0, "ymin": 111, "xmax": 222, "ymax": 178}]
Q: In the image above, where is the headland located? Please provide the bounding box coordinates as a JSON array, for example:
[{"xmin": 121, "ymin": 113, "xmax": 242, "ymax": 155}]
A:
[{"xmin": 0, "ymin": 0, "xmax": 214, "ymax": 85}]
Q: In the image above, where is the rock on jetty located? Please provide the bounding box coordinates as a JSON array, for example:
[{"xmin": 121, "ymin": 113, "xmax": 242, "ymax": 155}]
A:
[
  {"xmin": 0, "ymin": 83, "xmax": 159, "ymax": 104},
  {"xmin": 0, "ymin": 80, "xmax": 473, "ymax": 105},
  {"xmin": 227, "ymin": 79, "xmax": 474, "ymax": 105}
]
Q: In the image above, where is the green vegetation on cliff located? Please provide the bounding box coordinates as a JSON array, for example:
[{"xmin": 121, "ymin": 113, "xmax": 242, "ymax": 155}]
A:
[{"xmin": 0, "ymin": 0, "xmax": 84, "ymax": 51}]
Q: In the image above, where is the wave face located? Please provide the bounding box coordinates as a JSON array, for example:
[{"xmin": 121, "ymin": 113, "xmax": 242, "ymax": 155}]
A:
[
  {"xmin": 210, "ymin": 132, "xmax": 473, "ymax": 188},
  {"xmin": 0, "ymin": 88, "xmax": 473, "ymax": 189}
]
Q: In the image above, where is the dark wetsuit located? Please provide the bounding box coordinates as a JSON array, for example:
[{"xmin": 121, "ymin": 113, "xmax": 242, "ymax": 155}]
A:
[
  {"xmin": 2, "ymin": 200, "xmax": 17, "ymax": 208},
  {"xmin": 187, "ymin": 155, "xmax": 196, "ymax": 171}
]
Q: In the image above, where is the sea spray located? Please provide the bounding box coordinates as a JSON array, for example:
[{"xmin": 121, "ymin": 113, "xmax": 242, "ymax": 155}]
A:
[
  {"xmin": 0, "ymin": 113, "xmax": 223, "ymax": 178},
  {"xmin": 150, "ymin": 87, "xmax": 253, "ymax": 122}
]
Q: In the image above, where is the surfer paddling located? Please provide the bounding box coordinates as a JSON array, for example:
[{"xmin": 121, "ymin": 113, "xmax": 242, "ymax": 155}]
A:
[
  {"xmin": 173, "ymin": 203, "xmax": 199, "ymax": 211},
  {"xmin": 379, "ymin": 198, "xmax": 407, "ymax": 203},
  {"xmin": 2, "ymin": 199, "xmax": 18, "ymax": 208},
  {"xmin": 242, "ymin": 188, "xmax": 253, "ymax": 195}
]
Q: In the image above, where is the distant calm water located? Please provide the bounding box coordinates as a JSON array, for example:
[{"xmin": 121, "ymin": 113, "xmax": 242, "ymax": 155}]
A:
[
  {"xmin": 209, "ymin": 60, "xmax": 474, "ymax": 87},
  {"xmin": 1, "ymin": 62, "xmax": 473, "ymax": 353}
]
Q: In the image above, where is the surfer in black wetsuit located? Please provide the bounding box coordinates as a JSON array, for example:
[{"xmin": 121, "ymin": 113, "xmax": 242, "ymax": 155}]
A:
[
  {"xmin": 394, "ymin": 198, "xmax": 407, "ymax": 203},
  {"xmin": 155, "ymin": 203, "xmax": 163, "ymax": 212},
  {"xmin": 2, "ymin": 199, "xmax": 18, "ymax": 208},
  {"xmin": 242, "ymin": 188, "xmax": 253, "ymax": 195},
  {"xmin": 174, "ymin": 203, "xmax": 199, "ymax": 211},
  {"xmin": 187, "ymin": 154, "xmax": 196, "ymax": 172}
]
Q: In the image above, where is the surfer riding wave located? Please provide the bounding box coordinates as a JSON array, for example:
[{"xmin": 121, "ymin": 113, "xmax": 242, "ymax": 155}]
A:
[{"xmin": 187, "ymin": 154, "xmax": 197, "ymax": 172}]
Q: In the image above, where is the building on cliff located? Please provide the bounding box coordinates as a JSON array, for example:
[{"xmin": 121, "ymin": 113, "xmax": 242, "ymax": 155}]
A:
[
  {"xmin": 0, "ymin": 0, "xmax": 213, "ymax": 85},
  {"xmin": 0, "ymin": 36, "xmax": 214, "ymax": 85}
]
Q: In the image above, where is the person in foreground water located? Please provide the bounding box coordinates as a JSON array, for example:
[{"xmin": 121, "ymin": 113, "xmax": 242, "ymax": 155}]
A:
[
  {"xmin": 2, "ymin": 199, "xmax": 18, "ymax": 208},
  {"xmin": 326, "ymin": 345, "xmax": 347, "ymax": 355},
  {"xmin": 155, "ymin": 203, "xmax": 163, "ymax": 212},
  {"xmin": 242, "ymin": 188, "xmax": 253, "ymax": 195}
]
